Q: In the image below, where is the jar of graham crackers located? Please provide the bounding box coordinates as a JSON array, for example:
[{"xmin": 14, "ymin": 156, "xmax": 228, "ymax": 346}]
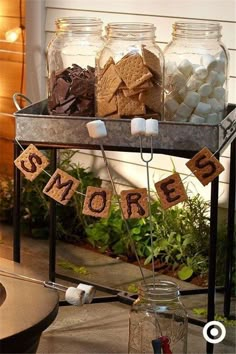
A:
[{"xmin": 95, "ymin": 23, "xmax": 164, "ymax": 119}]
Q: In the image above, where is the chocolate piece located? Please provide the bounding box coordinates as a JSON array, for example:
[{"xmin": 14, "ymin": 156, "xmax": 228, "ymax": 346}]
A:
[{"xmin": 48, "ymin": 64, "xmax": 95, "ymax": 116}]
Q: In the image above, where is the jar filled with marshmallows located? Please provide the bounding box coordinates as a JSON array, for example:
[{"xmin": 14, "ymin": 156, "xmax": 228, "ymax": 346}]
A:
[
  {"xmin": 96, "ymin": 23, "xmax": 164, "ymax": 119},
  {"xmin": 164, "ymin": 22, "xmax": 229, "ymax": 124}
]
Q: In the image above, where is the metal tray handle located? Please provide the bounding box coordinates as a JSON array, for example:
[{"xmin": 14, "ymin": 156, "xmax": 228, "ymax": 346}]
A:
[{"xmin": 13, "ymin": 93, "xmax": 32, "ymax": 111}]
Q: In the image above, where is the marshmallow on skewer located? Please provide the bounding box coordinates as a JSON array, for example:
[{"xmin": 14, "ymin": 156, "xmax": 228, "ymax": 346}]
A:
[
  {"xmin": 77, "ymin": 283, "xmax": 96, "ymax": 304},
  {"xmin": 145, "ymin": 119, "xmax": 159, "ymax": 136},
  {"xmin": 86, "ymin": 120, "xmax": 107, "ymax": 138},
  {"xmin": 65, "ymin": 287, "xmax": 85, "ymax": 306},
  {"xmin": 131, "ymin": 117, "xmax": 146, "ymax": 136}
]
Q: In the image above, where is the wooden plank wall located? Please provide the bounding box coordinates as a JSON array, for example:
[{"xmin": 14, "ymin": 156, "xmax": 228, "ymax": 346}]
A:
[
  {"xmin": 27, "ymin": 0, "xmax": 236, "ymax": 208},
  {"xmin": 0, "ymin": 0, "xmax": 25, "ymax": 176}
]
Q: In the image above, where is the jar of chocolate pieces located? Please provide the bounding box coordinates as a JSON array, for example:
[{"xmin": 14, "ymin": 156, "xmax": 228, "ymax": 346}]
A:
[
  {"xmin": 47, "ymin": 17, "xmax": 104, "ymax": 116},
  {"xmin": 164, "ymin": 22, "xmax": 229, "ymax": 124},
  {"xmin": 95, "ymin": 23, "xmax": 164, "ymax": 119}
]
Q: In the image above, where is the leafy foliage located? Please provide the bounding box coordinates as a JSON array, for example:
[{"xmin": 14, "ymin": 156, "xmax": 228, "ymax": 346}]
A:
[
  {"xmin": 0, "ymin": 150, "xmax": 235, "ymax": 287},
  {"xmin": 0, "ymin": 177, "xmax": 14, "ymax": 222},
  {"xmin": 85, "ymin": 194, "xmax": 211, "ymax": 278}
]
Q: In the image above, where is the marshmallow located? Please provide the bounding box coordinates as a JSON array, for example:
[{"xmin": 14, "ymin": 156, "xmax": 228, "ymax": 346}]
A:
[
  {"xmin": 86, "ymin": 120, "xmax": 107, "ymax": 138},
  {"xmin": 213, "ymin": 86, "xmax": 225, "ymax": 100},
  {"xmin": 77, "ymin": 283, "xmax": 96, "ymax": 304},
  {"xmin": 200, "ymin": 54, "xmax": 217, "ymax": 71},
  {"xmin": 131, "ymin": 117, "xmax": 146, "ymax": 136},
  {"xmin": 166, "ymin": 61, "xmax": 178, "ymax": 76},
  {"xmin": 206, "ymin": 113, "xmax": 219, "ymax": 125},
  {"xmin": 175, "ymin": 102, "xmax": 193, "ymax": 119},
  {"xmin": 164, "ymin": 98, "xmax": 179, "ymax": 113},
  {"xmin": 178, "ymin": 87, "xmax": 187, "ymax": 99},
  {"xmin": 216, "ymin": 72, "xmax": 226, "ymax": 86},
  {"xmin": 65, "ymin": 287, "xmax": 85, "ymax": 306},
  {"xmin": 184, "ymin": 91, "xmax": 200, "ymax": 108},
  {"xmin": 205, "ymin": 70, "xmax": 218, "ymax": 86},
  {"xmin": 172, "ymin": 70, "xmax": 187, "ymax": 90},
  {"xmin": 186, "ymin": 77, "xmax": 202, "ymax": 91},
  {"xmin": 194, "ymin": 65, "xmax": 208, "ymax": 80},
  {"xmin": 218, "ymin": 111, "xmax": 224, "ymax": 120},
  {"xmin": 194, "ymin": 102, "xmax": 211, "ymax": 116},
  {"xmin": 198, "ymin": 83, "xmax": 212, "ymax": 97},
  {"xmin": 215, "ymin": 58, "xmax": 226, "ymax": 73},
  {"xmin": 145, "ymin": 119, "xmax": 159, "ymax": 136},
  {"xmin": 207, "ymin": 98, "xmax": 222, "ymax": 113},
  {"xmin": 189, "ymin": 114, "xmax": 206, "ymax": 124},
  {"xmin": 178, "ymin": 59, "xmax": 193, "ymax": 77},
  {"xmin": 172, "ymin": 113, "xmax": 188, "ymax": 122}
]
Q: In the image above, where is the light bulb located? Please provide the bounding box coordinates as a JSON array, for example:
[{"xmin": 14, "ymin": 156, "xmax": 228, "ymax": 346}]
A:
[{"xmin": 5, "ymin": 27, "xmax": 21, "ymax": 43}]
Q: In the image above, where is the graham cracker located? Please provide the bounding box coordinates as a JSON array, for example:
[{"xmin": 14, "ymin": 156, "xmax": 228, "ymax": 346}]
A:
[
  {"xmin": 43, "ymin": 168, "xmax": 80, "ymax": 205},
  {"xmin": 139, "ymin": 85, "xmax": 162, "ymax": 112},
  {"xmin": 117, "ymin": 92, "xmax": 146, "ymax": 117},
  {"xmin": 122, "ymin": 80, "xmax": 153, "ymax": 97},
  {"xmin": 186, "ymin": 147, "xmax": 225, "ymax": 186},
  {"xmin": 120, "ymin": 188, "xmax": 148, "ymax": 219},
  {"xmin": 97, "ymin": 63, "xmax": 122, "ymax": 98},
  {"xmin": 155, "ymin": 172, "xmax": 188, "ymax": 210},
  {"xmin": 82, "ymin": 186, "xmax": 112, "ymax": 218},
  {"xmin": 97, "ymin": 95, "xmax": 117, "ymax": 117},
  {"xmin": 14, "ymin": 144, "xmax": 49, "ymax": 181},
  {"xmin": 142, "ymin": 47, "xmax": 162, "ymax": 78},
  {"xmin": 115, "ymin": 53, "xmax": 152, "ymax": 89},
  {"xmin": 100, "ymin": 56, "xmax": 115, "ymax": 75},
  {"xmin": 105, "ymin": 112, "xmax": 121, "ymax": 119}
]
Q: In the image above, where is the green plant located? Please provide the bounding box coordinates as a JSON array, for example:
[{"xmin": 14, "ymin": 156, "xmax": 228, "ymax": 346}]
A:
[
  {"xmin": 1, "ymin": 149, "xmax": 102, "ymax": 240},
  {"xmin": 193, "ymin": 308, "xmax": 236, "ymax": 327},
  {"xmin": 58, "ymin": 259, "xmax": 89, "ymax": 275},
  {"xmin": 85, "ymin": 193, "xmax": 211, "ymax": 279},
  {"xmin": 0, "ymin": 177, "xmax": 14, "ymax": 222}
]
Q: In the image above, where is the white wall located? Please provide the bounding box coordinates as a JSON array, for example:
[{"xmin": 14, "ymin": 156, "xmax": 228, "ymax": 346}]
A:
[{"xmin": 26, "ymin": 0, "xmax": 236, "ymax": 209}]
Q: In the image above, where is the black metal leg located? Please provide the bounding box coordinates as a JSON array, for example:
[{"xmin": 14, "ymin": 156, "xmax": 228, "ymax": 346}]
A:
[
  {"xmin": 224, "ymin": 138, "xmax": 236, "ymax": 317},
  {"xmin": 206, "ymin": 171, "xmax": 219, "ymax": 354},
  {"xmin": 13, "ymin": 141, "xmax": 21, "ymax": 262},
  {"xmin": 49, "ymin": 148, "xmax": 57, "ymax": 281}
]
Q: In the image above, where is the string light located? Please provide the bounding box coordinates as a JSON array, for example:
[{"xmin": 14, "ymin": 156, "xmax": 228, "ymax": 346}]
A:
[{"xmin": 5, "ymin": 27, "xmax": 22, "ymax": 43}]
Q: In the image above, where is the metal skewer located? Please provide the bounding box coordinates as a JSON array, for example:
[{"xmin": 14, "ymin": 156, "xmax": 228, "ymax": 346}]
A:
[
  {"xmin": 99, "ymin": 144, "xmax": 147, "ymax": 284},
  {"xmin": 0, "ymin": 269, "xmax": 67, "ymax": 292},
  {"xmin": 139, "ymin": 136, "xmax": 156, "ymax": 287}
]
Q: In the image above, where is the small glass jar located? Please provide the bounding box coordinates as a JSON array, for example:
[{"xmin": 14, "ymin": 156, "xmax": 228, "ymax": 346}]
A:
[
  {"xmin": 128, "ymin": 281, "xmax": 188, "ymax": 354},
  {"xmin": 164, "ymin": 22, "xmax": 229, "ymax": 124},
  {"xmin": 95, "ymin": 23, "xmax": 164, "ymax": 119},
  {"xmin": 47, "ymin": 17, "xmax": 104, "ymax": 116}
]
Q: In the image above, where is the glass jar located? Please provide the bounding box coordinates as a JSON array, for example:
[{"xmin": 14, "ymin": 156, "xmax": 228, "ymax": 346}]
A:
[
  {"xmin": 47, "ymin": 17, "xmax": 104, "ymax": 116},
  {"xmin": 95, "ymin": 23, "xmax": 164, "ymax": 119},
  {"xmin": 163, "ymin": 22, "xmax": 229, "ymax": 124},
  {"xmin": 128, "ymin": 281, "xmax": 188, "ymax": 354}
]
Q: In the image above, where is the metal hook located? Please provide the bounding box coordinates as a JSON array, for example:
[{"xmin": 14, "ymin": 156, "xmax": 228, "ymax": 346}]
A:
[
  {"xmin": 43, "ymin": 281, "xmax": 68, "ymax": 292},
  {"xmin": 139, "ymin": 136, "xmax": 154, "ymax": 163}
]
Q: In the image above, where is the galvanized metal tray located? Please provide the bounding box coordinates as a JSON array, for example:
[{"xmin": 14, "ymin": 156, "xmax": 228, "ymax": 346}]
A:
[{"xmin": 14, "ymin": 99, "xmax": 236, "ymax": 156}]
